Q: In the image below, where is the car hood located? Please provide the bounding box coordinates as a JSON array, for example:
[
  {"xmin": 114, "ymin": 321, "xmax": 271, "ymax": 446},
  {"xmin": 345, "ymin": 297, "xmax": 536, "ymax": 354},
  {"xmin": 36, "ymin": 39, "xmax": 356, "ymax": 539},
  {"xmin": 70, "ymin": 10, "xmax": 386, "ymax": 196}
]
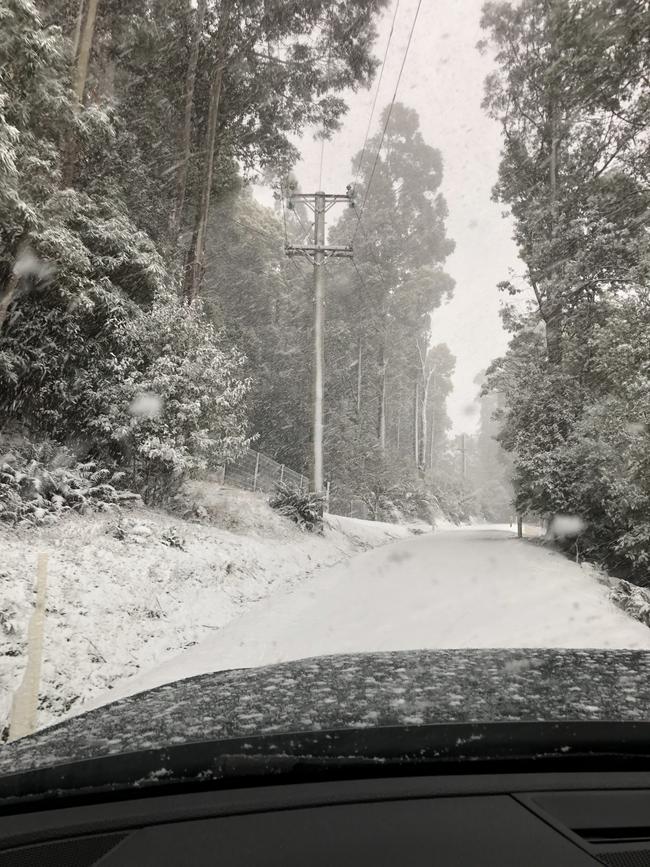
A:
[{"xmin": 1, "ymin": 648, "xmax": 650, "ymax": 778}]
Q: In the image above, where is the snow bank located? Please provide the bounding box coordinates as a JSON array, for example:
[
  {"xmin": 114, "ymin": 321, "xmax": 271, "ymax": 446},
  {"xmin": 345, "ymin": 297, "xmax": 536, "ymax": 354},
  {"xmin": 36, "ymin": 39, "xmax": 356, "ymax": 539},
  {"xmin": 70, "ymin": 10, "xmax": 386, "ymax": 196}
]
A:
[
  {"xmin": 0, "ymin": 490, "xmax": 411, "ymax": 733},
  {"xmin": 599, "ymin": 572, "xmax": 650, "ymax": 629}
]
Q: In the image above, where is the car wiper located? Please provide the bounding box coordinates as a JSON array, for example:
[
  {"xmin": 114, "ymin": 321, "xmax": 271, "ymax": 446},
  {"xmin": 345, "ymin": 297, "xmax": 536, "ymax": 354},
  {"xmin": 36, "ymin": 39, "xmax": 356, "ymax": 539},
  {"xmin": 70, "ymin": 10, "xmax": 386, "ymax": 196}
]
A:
[{"xmin": 3, "ymin": 721, "xmax": 650, "ymax": 809}]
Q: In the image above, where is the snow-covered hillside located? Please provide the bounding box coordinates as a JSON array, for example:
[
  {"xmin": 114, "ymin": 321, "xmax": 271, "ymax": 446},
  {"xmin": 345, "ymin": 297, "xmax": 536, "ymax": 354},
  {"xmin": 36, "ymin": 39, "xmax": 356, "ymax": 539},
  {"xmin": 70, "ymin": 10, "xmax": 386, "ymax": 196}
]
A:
[{"xmin": 0, "ymin": 489, "xmax": 410, "ymax": 734}]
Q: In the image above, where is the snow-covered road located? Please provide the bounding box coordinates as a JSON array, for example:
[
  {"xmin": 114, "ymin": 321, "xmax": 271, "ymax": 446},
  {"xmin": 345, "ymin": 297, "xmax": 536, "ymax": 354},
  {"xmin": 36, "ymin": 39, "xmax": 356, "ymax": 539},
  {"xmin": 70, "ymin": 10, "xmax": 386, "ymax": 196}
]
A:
[{"xmin": 88, "ymin": 526, "xmax": 650, "ymax": 709}]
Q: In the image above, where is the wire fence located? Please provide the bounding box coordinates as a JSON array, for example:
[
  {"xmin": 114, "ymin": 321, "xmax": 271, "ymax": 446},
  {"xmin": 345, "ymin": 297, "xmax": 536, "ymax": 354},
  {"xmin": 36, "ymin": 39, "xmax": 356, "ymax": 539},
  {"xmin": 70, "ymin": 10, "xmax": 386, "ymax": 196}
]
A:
[
  {"xmin": 348, "ymin": 497, "xmax": 370, "ymax": 520},
  {"xmin": 223, "ymin": 448, "xmax": 310, "ymax": 496}
]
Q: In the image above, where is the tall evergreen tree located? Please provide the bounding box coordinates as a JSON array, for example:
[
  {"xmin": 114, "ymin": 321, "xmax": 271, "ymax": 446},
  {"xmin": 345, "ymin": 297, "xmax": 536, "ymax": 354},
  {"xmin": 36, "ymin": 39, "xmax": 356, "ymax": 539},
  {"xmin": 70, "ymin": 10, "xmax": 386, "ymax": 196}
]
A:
[{"xmin": 329, "ymin": 104, "xmax": 454, "ymax": 468}]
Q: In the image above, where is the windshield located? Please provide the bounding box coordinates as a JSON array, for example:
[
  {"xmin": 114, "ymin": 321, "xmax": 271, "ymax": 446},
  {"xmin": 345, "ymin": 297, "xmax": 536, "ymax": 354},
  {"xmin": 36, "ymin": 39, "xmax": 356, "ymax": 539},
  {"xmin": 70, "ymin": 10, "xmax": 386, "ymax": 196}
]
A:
[{"xmin": 1, "ymin": 0, "xmax": 650, "ymax": 775}]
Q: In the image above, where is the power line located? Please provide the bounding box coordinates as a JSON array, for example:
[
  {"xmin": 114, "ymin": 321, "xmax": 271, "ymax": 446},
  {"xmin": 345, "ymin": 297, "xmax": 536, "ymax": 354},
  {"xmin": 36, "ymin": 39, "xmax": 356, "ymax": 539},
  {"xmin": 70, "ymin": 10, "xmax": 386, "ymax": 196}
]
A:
[
  {"xmin": 353, "ymin": 207, "xmax": 374, "ymax": 248},
  {"xmin": 352, "ymin": 259, "xmax": 369, "ymax": 297},
  {"xmin": 350, "ymin": 261, "xmax": 383, "ymax": 337},
  {"xmin": 231, "ymin": 216, "xmax": 280, "ymax": 246},
  {"xmin": 352, "ymin": 0, "xmax": 402, "ymax": 185},
  {"xmin": 287, "ymin": 256, "xmax": 307, "ymax": 277},
  {"xmin": 352, "ymin": 205, "xmax": 390, "ymax": 287},
  {"xmin": 353, "ymin": 0, "xmax": 423, "ymax": 242}
]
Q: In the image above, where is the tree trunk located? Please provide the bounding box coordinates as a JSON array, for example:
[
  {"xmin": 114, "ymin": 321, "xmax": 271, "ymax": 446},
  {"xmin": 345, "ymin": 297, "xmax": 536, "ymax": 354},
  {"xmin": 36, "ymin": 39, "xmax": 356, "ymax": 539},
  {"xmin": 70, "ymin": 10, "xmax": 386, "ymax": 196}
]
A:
[
  {"xmin": 356, "ymin": 334, "xmax": 362, "ymax": 419},
  {"xmin": 420, "ymin": 387, "xmax": 426, "ymax": 472},
  {"xmin": 414, "ymin": 380, "xmax": 419, "ymax": 467},
  {"xmin": 71, "ymin": 0, "xmax": 85, "ymax": 60},
  {"xmin": 184, "ymin": 0, "xmax": 233, "ymax": 302},
  {"xmin": 429, "ymin": 378, "xmax": 436, "ymax": 471},
  {"xmin": 377, "ymin": 345, "xmax": 386, "ymax": 450},
  {"xmin": 72, "ymin": 0, "xmax": 100, "ymax": 103},
  {"xmin": 63, "ymin": 0, "xmax": 100, "ymax": 186},
  {"xmin": 420, "ymin": 368, "xmax": 434, "ymax": 472},
  {"xmin": 171, "ymin": 0, "xmax": 208, "ymax": 244}
]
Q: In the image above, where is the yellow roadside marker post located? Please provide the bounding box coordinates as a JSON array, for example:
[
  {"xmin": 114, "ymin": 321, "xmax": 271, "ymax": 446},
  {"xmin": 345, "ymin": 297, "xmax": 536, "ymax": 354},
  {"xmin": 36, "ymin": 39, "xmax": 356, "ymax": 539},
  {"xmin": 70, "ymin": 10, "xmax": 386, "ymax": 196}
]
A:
[{"xmin": 9, "ymin": 553, "xmax": 48, "ymax": 741}]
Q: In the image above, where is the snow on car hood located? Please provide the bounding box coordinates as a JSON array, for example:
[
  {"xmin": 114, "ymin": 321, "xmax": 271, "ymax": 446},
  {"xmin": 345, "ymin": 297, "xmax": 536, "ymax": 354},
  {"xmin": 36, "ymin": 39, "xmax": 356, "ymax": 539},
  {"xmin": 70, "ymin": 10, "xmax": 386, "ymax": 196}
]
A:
[{"xmin": 1, "ymin": 648, "xmax": 650, "ymax": 776}]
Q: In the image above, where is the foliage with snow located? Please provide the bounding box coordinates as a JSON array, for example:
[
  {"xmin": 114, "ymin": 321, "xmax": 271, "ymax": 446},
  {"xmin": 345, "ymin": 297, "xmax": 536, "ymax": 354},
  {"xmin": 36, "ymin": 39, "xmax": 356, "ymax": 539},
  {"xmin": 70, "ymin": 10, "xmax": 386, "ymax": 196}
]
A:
[{"xmin": 482, "ymin": 0, "xmax": 650, "ymax": 583}]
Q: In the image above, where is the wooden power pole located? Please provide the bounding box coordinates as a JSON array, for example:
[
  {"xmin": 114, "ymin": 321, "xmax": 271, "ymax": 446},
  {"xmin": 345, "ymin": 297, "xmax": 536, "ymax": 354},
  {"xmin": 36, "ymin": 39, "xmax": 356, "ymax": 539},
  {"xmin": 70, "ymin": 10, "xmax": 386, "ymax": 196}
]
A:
[{"xmin": 285, "ymin": 189, "xmax": 353, "ymax": 494}]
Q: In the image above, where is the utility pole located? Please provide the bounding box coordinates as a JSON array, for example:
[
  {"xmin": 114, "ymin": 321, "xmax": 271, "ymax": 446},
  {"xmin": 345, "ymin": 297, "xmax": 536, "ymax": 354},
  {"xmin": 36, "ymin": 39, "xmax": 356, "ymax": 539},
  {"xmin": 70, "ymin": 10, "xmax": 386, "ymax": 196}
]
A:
[{"xmin": 285, "ymin": 189, "xmax": 353, "ymax": 494}]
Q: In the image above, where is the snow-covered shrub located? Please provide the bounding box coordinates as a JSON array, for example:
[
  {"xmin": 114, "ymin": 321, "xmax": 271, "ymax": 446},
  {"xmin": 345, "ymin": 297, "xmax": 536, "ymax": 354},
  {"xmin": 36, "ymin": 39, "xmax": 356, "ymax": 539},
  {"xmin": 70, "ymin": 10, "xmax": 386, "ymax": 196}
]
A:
[
  {"xmin": 82, "ymin": 296, "xmax": 250, "ymax": 504},
  {"xmin": 269, "ymin": 483, "xmax": 324, "ymax": 532},
  {"xmin": 0, "ymin": 443, "xmax": 137, "ymax": 527},
  {"xmin": 161, "ymin": 527, "xmax": 186, "ymax": 550},
  {"xmin": 0, "ymin": 188, "xmax": 166, "ymax": 432},
  {"xmin": 429, "ymin": 475, "xmax": 473, "ymax": 525},
  {"xmin": 615, "ymin": 524, "xmax": 650, "ymax": 578},
  {"xmin": 1, "ymin": 205, "xmax": 250, "ymax": 506},
  {"xmin": 326, "ymin": 432, "xmax": 432, "ymax": 524},
  {"xmin": 607, "ymin": 577, "xmax": 650, "ymax": 626},
  {"xmin": 395, "ymin": 488, "xmax": 435, "ymax": 524},
  {"xmin": 361, "ymin": 458, "xmax": 433, "ymax": 525}
]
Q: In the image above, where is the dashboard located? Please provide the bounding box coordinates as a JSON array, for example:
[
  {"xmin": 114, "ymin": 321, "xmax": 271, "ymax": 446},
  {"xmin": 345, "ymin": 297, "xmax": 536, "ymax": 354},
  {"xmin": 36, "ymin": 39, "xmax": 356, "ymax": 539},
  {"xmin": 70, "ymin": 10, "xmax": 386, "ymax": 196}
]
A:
[{"xmin": 2, "ymin": 771, "xmax": 650, "ymax": 865}]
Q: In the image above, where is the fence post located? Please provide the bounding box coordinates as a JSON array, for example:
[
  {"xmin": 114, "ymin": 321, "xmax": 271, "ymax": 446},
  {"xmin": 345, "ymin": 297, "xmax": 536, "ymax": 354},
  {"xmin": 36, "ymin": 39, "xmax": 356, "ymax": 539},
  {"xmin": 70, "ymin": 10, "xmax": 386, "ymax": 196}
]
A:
[
  {"xmin": 253, "ymin": 451, "xmax": 260, "ymax": 492},
  {"xmin": 280, "ymin": 464, "xmax": 284, "ymax": 484},
  {"xmin": 325, "ymin": 480, "xmax": 330, "ymax": 514},
  {"xmin": 517, "ymin": 515, "xmax": 523, "ymax": 538}
]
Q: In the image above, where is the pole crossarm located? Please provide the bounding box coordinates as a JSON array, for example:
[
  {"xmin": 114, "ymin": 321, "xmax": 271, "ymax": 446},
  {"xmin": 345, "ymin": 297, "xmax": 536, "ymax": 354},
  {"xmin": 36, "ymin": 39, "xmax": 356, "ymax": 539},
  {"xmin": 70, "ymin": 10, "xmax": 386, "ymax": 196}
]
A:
[
  {"xmin": 285, "ymin": 243, "xmax": 353, "ymax": 264},
  {"xmin": 289, "ymin": 192, "xmax": 352, "ymax": 202},
  {"xmin": 287, "ymin": 191, "xmax": 354, "ymax": 215}
]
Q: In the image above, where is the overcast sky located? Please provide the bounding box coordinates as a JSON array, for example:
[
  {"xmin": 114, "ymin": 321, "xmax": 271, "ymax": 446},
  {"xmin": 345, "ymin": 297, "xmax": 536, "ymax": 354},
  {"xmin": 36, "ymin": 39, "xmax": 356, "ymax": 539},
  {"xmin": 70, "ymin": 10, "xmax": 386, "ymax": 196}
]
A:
[{"xmin": 281, "ymin": 0, "xmax": 522, "ymax": 434}]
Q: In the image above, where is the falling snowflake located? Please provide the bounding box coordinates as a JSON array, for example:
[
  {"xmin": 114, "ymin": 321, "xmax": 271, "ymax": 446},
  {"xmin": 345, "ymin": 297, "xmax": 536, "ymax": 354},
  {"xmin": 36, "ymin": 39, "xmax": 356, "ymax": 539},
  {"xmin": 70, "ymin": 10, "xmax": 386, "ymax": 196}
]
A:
[
  {"xmin": 12, "ymin": 247, "xmax": 55, "ymax": 282},
  {"xmin": 129, "ymin": 392, "xmax": 163, "ymax": 419},
  {"xmin": 549, "ymin": 515, "xmax": 586, "ymax": 539}
]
